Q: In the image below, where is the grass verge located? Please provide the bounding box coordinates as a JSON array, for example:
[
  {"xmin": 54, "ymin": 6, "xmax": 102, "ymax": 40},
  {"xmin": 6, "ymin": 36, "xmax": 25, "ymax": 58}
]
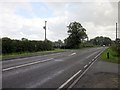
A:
[
  {"xmin": 101, "ymin": 47, "xmax": 120, "ymax": 64},
  {"xmin": 2, "ymin": 49, "xmax": 69, "ymax": 59}
]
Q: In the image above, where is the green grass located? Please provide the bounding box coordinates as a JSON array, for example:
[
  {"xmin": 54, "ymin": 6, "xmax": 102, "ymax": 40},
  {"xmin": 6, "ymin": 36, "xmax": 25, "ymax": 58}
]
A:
[
  {"xmin": 101, "ymin": 48, "xmax": 120, "ymax": 64},
  {"xmin": 2, "ymin": 49, "xmax": 69, "ymax": 58}
]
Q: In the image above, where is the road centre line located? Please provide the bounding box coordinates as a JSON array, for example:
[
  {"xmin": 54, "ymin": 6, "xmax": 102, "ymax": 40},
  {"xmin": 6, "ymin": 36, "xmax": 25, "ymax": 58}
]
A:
[
  {"xmin": 68, "ymin": 50, "xmax": 105, "ymax": 88},
  {"xmin": 2, "ymin": 58, "xmax": 54, "ymax": 72},
  {"xmin": 58, "ymin": 49, "xmax": 105, "ymax": 89},
  {"xmin": 92, "ymin": 59, "xmax": 94, "ymax": 61},
  {"xmin": 89, "ymin": 61, "xmax": 91, "ymax": 64},
  {"xmin": 57, "ymin": 69, "xmax": 82, "ymax": 89},
  {"xmin": 84, "ymin": 65, "xmax": 88, "ymax": 68},
  {"xmin": 68, "ymin": 61, "xmax": 96, "ymax": 88},
  {"xmin": 68, "ymin": 53, "xmax": 76, "ymax": 56}
]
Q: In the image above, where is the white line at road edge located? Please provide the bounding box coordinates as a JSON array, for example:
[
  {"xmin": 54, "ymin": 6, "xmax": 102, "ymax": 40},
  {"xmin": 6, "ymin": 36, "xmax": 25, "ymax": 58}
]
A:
[
  {"xmin": 57, "ymin": 49, "xmax": 105, "ymax": 89},
  {"xmin": 69, "ymin": 53, "xmax": 76, "ymax": 56},
  {"xmin": 57, "ymin": 70, "xmax": 82, "ymax": 89},
  {"xmin": 2, "ymin": 58, "xmax": 53, "ymax": 72},
  {"xmin": 68, "ymin": 50, "xmax": 105, "ymax": 88}
]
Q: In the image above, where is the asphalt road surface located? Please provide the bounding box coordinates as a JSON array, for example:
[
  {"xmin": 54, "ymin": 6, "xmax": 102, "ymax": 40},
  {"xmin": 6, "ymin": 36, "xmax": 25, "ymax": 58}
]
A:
[{"xmin": 2, "ymin": 47, "xmax": 106, "ymax": 89}]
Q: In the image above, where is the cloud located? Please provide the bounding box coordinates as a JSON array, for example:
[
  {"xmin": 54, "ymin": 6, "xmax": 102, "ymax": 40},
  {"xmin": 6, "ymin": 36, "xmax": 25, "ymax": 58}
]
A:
[
  {"xmin": 83, "ymin": 22, "xmax": 116, "ymax": 39},
  {"xmin": 0, "ymin": 1, "xmax": 118, "ymax": 41}
]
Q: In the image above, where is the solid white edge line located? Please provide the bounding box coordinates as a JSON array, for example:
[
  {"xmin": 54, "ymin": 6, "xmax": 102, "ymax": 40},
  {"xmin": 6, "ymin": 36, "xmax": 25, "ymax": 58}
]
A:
[
  {"xmin": 57, "ymin": 70, "xmax": 82, "ymax": 89},
  {"xmin": 2, "ymin": 58, "xmax": 53, "ymax": 72}
]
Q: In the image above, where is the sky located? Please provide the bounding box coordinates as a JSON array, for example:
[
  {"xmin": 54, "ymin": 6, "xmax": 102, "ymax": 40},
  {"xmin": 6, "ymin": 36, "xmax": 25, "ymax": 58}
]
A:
[{"xmin": 0, "ymin": 0, "xmax": 119, "ymax": 41}]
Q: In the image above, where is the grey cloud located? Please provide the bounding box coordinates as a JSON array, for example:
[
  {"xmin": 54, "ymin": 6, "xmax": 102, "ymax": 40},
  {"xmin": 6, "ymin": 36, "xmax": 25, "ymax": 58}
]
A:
[{"xmin": 0, "ymin": 1, "xmax": 118, "ymax": 41}]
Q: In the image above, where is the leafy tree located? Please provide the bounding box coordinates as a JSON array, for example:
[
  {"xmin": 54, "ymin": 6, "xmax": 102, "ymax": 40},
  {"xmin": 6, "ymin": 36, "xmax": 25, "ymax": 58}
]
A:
[
  {"xmin": 65, "ymin": 21, "xmax": 87, "ymax": 48},
  {"xmin": 89, "ymin": 36, "xmax": 112, "ymax": 46},
  {"xmin": 2, "ymin": 37, "xmax": 13, "ymax": 54},
  {"xmin": 53, "ymin": 40, "xmax": 64, "ymax": 48}
]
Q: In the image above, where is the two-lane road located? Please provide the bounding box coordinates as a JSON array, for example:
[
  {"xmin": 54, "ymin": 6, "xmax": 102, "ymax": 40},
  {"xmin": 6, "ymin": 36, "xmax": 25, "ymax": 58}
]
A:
[{"xmin": 2, "ymin": 47, "xmax": 106, "ymax": 88}]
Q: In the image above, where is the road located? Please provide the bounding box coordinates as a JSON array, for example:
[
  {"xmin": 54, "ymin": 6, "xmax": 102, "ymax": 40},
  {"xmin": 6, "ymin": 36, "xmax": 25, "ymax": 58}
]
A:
[{"xmin": 2, "ymin": 47, "xmax": 106, "ymax": 88}]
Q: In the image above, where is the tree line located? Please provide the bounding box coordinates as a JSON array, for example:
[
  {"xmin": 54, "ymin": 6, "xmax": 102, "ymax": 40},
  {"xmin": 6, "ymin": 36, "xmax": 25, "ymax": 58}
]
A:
[
  {"xmin": 2, "ymin": 37, "xmax": 53, "ymax": 54},
  {"xmin": 1, "ymin": 21, "xmax": 114, "ymax": 54},
  {"xmin": 89, "ymin": 36, "xmax": 112, "ymax": 46},
  {"xmin": 63, "ymin": 22, "xmax": 112, "ymax": 49}
]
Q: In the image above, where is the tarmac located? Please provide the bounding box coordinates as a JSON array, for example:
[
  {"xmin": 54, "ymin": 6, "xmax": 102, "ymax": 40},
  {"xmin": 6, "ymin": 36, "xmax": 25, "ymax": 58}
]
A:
[{"xmin": 73, "ymin": 57, "xmax": 119, "ymax": 88}]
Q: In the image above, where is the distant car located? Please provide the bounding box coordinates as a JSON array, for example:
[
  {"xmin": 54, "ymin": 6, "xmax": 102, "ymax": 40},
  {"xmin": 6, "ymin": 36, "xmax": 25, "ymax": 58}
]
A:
[{"xmin": 103, "ymin": 45, "xmax": 105, "ymax": 47}]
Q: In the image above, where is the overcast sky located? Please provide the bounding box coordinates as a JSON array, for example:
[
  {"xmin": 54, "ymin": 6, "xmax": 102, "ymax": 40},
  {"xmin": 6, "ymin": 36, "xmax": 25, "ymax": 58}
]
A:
[{"xmin": 0, "ymin": 0, "xmax": 119, "ymax": 41}]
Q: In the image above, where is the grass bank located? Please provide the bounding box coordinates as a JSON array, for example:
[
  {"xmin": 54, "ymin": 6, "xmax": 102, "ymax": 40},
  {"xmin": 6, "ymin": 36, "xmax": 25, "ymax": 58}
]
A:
[{"xmin": 101, "ymin": 47, "xmax": 120, "ymax": 64}]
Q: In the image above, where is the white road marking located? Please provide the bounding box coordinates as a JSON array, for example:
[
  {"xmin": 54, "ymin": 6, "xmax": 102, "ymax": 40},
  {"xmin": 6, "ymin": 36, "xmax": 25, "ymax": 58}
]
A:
[
  {"xmin": 58, "ymin": 49, "xmax": 105, "ymax": 89},
  {"xmin": 68, "ymin": 50, "xmax": 105, "ymax": 88},
  {"xmin": 89, "ymin": 61, "xmax": 91, "ymax": 64},
  {"xmin": 84, "ymin": 65, "xmax": 88, "ymax": 68},
  {"xmin": 68, "ymin": 53, "xmax": 76, "ymax": 56},
  {"xmin": 57, "ymin": 70, "xmax": 82, "ymax": 89},
  {"xmin": 2, "ymin": 58, "xmax": 54, "ymax": 72},
  {"xmin": 94, "ymin": 54, "xmax": 99, "ymax": 59},
  {"xmin": 54, "ymin": 59, "xmax": 64, "ymax": 62},
  {"xmin": 92, "ymin": 59, "xmax": 94, "ymax": 61}
]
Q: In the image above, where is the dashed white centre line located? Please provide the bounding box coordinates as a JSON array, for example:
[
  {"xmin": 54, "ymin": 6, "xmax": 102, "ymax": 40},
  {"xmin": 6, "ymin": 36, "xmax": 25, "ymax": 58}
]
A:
[
  {"xmin": 3, "ymin": 58, "xmax": 54, "ymax": 72},
  {"xmin": 57, "ymin": 69, "xmax": 82, "ymax": 89},
  {"xmin": 69, "ymin": 53, "xmax": 76, "ymax": 56},
  {"xmin": 92, "ymin": 59, "xmax": 94, "ymax": 61},
  {"xmin": 84, "ymin": 65, "xmax": 88, "ymax": 68},
  {"xmin": 89, "ymin": 61, "xmax": 91, "ymax": 64}
]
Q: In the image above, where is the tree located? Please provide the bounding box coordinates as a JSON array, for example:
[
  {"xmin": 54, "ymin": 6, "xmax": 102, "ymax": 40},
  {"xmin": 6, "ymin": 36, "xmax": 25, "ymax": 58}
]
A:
[
  {"xmin": 21, "ymin": 38, "xmax": 28, "ymax": 41},
  {"xmin": 65, "ymin": 21, "xmax": 87, "ymax": 48},
  {"xmin": 2, "ymin": 37, "xmax": 13, "ymax": 54},
  {"xmin": 89, "ymin": 36, "xmax": 112, "ymax": 46},
  {"xmin": 53, "ymin": 40, "xmax": 63, "ymax": 48}
]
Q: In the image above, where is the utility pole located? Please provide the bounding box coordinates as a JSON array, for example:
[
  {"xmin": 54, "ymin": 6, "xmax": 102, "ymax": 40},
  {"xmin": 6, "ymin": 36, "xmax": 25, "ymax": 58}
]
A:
[
  {"xmin": 43, "ymin": 21, "xmax": 47, "ymax": 41},
  {"xmin": 116, "ymin": 22, "xmax": 117, "ymax": 40}
]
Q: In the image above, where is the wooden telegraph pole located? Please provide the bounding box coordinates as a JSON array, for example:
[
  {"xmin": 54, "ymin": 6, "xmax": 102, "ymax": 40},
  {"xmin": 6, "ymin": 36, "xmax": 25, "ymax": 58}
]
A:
[
  {"xmin": 116, "ymin": 22, "xmax": 117, "ymax": 40},
  {"xmin": 43, "ymin": 21, "xmax": 47, "ymax": 41}
]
